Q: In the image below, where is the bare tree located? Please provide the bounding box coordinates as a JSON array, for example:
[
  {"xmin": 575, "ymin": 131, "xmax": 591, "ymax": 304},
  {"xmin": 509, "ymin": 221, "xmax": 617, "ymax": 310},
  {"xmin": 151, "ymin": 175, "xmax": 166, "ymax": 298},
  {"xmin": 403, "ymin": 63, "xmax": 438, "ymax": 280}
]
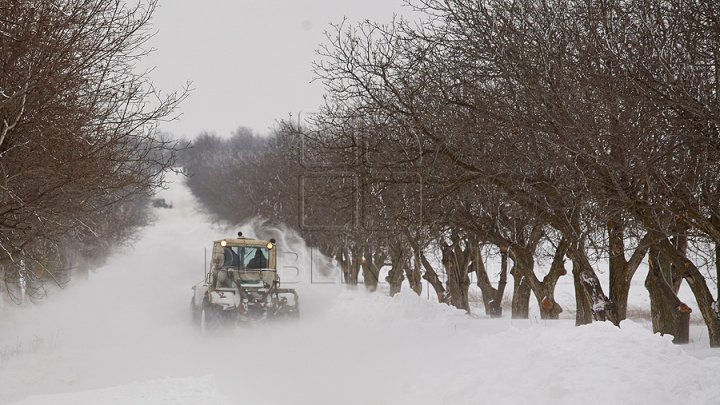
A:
[{"xmin": 0, "ymin": 0, "xmax": 187, "ymax": 300}]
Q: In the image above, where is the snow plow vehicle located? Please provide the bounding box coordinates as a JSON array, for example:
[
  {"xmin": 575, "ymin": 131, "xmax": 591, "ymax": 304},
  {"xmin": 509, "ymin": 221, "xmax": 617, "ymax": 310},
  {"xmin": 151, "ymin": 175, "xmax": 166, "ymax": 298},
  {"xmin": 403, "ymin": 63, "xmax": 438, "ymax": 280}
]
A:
[{"xmin": 191, "ymin": 232, "xmax": 298, "ymax": 329}]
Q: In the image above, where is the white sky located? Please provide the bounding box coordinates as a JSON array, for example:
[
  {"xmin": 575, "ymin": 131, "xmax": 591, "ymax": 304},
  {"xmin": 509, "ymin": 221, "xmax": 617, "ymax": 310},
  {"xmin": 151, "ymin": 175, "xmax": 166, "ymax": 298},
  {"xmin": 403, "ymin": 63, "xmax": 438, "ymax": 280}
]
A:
[{"xmin": 143, "ymin": 0, "xmax": 414, "ymax": 138}]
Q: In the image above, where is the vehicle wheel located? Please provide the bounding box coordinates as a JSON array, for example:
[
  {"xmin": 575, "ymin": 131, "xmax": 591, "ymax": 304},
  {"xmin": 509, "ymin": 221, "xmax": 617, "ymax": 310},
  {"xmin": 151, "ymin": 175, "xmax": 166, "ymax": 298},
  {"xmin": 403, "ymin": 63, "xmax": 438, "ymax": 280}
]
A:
[{"xmin": 200, "ymin": 299, "xmax": 223, "ymax": 333}]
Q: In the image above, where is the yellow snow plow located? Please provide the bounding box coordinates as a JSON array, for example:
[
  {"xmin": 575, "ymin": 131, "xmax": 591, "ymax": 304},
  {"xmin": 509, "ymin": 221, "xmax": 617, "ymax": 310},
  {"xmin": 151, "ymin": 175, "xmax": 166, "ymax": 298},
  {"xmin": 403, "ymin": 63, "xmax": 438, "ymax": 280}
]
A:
[{"xmin": 191, "ymin": 232, "xmax": 298, "ymax": 329}]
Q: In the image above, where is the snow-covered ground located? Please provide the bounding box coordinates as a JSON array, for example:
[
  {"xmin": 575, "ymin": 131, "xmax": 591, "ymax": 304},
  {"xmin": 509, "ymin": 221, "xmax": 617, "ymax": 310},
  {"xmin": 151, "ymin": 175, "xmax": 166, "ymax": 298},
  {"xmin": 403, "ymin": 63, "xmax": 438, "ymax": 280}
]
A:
[{"xmin": 2, "ymin": 174, "xmax": 720, "ymax": 405}]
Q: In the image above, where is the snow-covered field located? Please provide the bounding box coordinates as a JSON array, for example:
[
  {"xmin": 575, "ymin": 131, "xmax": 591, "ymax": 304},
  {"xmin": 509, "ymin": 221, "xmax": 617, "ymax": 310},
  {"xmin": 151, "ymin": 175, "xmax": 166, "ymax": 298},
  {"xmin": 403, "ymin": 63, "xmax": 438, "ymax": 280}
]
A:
[{"xmin": 2, "ymin": 174, "xmax": 720, "ymax": 405}]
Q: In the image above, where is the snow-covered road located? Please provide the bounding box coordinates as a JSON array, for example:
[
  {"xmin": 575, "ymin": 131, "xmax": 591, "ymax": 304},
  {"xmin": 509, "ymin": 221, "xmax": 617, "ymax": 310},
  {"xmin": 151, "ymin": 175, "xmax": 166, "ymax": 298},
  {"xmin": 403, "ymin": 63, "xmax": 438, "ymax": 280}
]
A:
[{"xmin": 2, "ymin": 174, "xmax": 720, "ymax": 405}]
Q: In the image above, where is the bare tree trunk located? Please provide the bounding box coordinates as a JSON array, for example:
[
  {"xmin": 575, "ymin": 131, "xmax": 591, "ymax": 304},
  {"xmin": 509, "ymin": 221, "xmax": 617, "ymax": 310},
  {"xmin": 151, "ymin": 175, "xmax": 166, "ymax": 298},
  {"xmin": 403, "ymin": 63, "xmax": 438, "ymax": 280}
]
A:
[
  {"xmin": 475, "ymin": 246, "xmax": 505, "ymax": 317},
  {"xmin": 361, "ymin": 258, "xmax": 379, "ymax": 291},
  {"xmin": 406, "ymin": 252, "xmax": 422, "ymax": 295},
  {"xmin": 496, "ymin": 248, "xmax": 509, "ymax": 314},
  {"xmin": 510, "ymin": 260, "xmax": 531, "ymax": 319},
  {"xmin": 537, "ymin": 240, "xmax": 568, "ymax": 319},
  {"xmin": 608, "ymin": 221, "xmax": 652, "ymax": 321},
  {"xmin": 406, "ymin": 232, "xmax": 446, "ymax": 302},
  {"xmin": 442, "ymin": 242, "xmax": 471, "ymax": 312},
  {"xmin": 360, "ymin": 243, "xmax": 384, "ymax": 292},
  {"xmin": 656, "ymin": 238, "xmax": 720, "ymax": 347},
  {"xmin": 712, "ymin": 213, "xmax": 720, "ymax": 298},
  {"xmin": 571, "ymin": 257, "xmax": 593, "ymax": 326},
  {"xmin": 337, "ymin": 248, "xmax": 351, "ymax": 284},
  {"xmin": 386, "ymin": 243, "xmax": 405, "ymax": 296},
  {"xmin": 418, "ymin": 251, "xmax": 446, "ymax": 303},
  {"xmin": 505, "ymin": 236, "xmax": 568, "ymax": 320},
  {"xmin": 645, "ymin": 245, "xmax": 691, "ymax": 344},
  {"xmin": 348, "ymin": 246, "xmax": 361, "ymax": 285},
  {"xmin": 567, "ymin": 245, "xmax": 619, "ymax": 325}
]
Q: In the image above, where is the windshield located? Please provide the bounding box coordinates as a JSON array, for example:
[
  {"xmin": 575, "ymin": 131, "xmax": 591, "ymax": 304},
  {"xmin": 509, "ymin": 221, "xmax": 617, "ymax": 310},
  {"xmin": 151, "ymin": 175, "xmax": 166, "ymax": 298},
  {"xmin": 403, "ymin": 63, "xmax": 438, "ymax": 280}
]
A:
[{"xmin": 222, "ymin": 246, "xmax": 269, "ymax": 269}]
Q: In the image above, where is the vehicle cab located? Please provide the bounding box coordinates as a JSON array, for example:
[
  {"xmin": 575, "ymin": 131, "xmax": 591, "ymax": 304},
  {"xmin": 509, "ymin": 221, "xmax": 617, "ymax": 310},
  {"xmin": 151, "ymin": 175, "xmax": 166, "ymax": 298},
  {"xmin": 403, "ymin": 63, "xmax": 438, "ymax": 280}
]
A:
[{"xmin": 191, "ymin": 232, "xmax": 279, "ymax": 316}]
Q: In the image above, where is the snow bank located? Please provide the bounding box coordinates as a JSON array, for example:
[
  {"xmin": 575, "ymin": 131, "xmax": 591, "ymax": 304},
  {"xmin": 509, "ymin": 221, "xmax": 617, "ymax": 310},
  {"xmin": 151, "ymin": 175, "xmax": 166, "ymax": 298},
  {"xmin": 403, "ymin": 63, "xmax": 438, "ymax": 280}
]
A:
[
  {"xmin": 308, "ymin": 287, "xmax": 720, "ymax": 405},
  {"xmin": 325, "ymin": 287, "xmax": 467, "ymax": 324},
  {"xmin": 436, "ymin": 320, "xmax": 720, "ymax": 405}
]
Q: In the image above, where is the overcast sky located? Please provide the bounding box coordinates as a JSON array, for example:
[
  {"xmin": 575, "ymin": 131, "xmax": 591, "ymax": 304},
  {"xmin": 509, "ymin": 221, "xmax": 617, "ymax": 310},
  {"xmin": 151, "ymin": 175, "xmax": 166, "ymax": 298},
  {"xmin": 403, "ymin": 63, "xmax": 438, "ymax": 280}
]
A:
[{"xmin": 142, "ymin": 0, "xmax": 413, "ymax": 138}]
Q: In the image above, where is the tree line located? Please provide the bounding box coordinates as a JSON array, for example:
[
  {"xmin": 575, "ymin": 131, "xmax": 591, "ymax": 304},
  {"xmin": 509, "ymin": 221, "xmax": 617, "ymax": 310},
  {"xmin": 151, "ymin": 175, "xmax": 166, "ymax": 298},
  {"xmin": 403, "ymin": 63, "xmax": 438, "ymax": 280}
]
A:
[
  {"xmin": 0, "ymin": 0, "xmax": 186, "ymax": 302},
  {"xmin": 181, "ymin": 0, "xmax": 719, "ymax": 346}
]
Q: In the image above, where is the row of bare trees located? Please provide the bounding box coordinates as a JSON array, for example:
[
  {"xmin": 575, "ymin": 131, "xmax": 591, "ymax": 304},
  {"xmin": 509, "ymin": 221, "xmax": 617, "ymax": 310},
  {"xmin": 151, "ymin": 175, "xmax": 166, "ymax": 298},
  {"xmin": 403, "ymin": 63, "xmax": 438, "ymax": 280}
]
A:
[
  {"xmin": 182, "ymin": 0, "xmax": 720, "ymax": 346},
  {"xmin": 0, "ymin": 1, "xmax": 186, "ymax": 302}
]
